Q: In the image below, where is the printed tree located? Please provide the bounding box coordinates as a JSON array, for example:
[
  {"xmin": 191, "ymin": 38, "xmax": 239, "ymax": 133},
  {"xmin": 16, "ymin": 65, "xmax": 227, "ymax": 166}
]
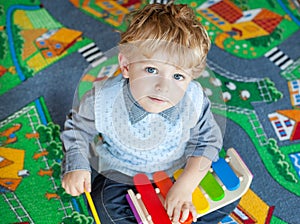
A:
[
  {"xmin": 0, "ymin": 33, "xmax": 6, "ymax": 60},
  {"xmin": 12, "ymin": 25, "xmax": 23, "ymax": 56},
  {"xmin": 56, "ymin": 187, "xmax": 74, "ymax": 203},
  {"xmin": 46, "ymin": 141, "xmax": 63, "ymax": 160},
  {"xmin": 36, "ymin": 122, "xmax": 63, "ymax": 160},
  {"xmin": 36, "ymin": 124, "xmax": 52, "ymax": 143},
  {"xmin": 267, "ymin": 138, "xmax": 297, "ymax": 183},
  {"xmin": 264, "ymin": 78, "xmax": 283, "ymax": 102},
  {"xmin": 51, "ymin": 162, "xmax": 61, "ymax": 179},
  {"xmin": 247, "ymin": 27, "xmax": 283, "ymax": 47},
  {"xmin": 62, "ymin": 211, "xmax": 94, "ymax": 224},
  {"xmin": 47, "ymin": 122, "xmax": 61, "ymax": 142}
]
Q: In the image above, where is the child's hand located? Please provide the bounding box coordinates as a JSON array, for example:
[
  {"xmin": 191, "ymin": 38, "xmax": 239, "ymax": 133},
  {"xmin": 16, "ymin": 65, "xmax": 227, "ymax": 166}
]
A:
[
  {"xmin": 62, "ymin": 170, "xmax": 91, "ymax": 196},
  {"xmin": 164, "ymin": 182, "xmax": 197, "ymax": 223}
]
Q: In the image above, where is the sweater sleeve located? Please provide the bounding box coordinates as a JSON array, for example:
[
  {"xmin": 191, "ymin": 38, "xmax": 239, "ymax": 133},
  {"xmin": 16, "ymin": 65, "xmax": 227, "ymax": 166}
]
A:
[
  {"xmin": 185, "ymin": 93, "xmax": 222, "ymax": 162},
  {"xmin": 60, "ymin": 89, "xmax": 99, "ymax": 176}
]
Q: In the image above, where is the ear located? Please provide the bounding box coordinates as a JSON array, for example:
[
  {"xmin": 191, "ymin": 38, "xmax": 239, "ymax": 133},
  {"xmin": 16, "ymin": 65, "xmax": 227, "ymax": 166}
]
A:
[{"xmin": 118, "ymin": 53, "xmax": 129, "ymax": 78}]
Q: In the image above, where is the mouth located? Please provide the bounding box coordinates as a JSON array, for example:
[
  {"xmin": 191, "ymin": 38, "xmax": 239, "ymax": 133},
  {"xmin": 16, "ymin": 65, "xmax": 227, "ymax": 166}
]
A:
[{"xmin": 148, "ymin": 96, "xmax": 166, "ymax": 103}]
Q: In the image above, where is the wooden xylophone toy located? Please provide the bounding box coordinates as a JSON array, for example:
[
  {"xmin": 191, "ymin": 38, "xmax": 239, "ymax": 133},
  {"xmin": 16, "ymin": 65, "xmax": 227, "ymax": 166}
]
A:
[{"xmin": 126, "ymin": 148, "xmax": 253, "ymax": 224}]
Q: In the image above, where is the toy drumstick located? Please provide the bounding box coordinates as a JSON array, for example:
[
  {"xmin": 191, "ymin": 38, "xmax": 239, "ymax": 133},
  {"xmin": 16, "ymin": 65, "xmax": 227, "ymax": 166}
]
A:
[{"xmin": 85, "ymin": 191, "xmax": 101, "ymax": 224}]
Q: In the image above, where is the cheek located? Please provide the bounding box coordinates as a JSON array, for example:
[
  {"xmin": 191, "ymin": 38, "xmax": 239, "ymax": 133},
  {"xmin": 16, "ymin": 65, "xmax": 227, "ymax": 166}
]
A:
[
  {"xmin": 168, "ymin": 84, "xmax": 187, "ymax": 104},
  {"xmin": 129, "ymin": 78, "xmax": 150, "ymax": 101}
]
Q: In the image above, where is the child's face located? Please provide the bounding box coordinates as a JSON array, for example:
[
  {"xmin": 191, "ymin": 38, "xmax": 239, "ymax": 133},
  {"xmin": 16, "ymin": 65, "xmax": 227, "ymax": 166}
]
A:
[{"xmin": 119, "ymin": 54, "xmax": 192, "ymax": 114}]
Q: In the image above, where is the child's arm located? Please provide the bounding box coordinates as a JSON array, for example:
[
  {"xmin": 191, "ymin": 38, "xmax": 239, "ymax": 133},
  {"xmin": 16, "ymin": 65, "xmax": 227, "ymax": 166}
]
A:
[
  {"xmin": 165, "ymin": 90, "xmax": 222, "ymax": 222},
  {"xmin": 61, "ymin": 90, "xmax": 98, "ymax": 196},
  {"xmin": 164, "ymin": 156, "xmax": 211, "ymax": 223}
]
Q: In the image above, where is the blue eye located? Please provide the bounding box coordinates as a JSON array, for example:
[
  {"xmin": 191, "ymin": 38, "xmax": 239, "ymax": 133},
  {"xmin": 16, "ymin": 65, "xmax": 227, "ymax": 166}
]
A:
[
  {"xmin": 145, "ymin": 67, "xmax": 158, "ymax": 74},
  {"xmin": 173, "ymin": 73, "xmax": 184, "ymax": 80}
]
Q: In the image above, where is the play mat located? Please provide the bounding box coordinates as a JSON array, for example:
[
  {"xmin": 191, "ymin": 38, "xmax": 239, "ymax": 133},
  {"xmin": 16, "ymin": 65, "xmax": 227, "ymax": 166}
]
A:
[{"xmin": 1, "ymin": 0, "xmax": 300, "ymax": 223}]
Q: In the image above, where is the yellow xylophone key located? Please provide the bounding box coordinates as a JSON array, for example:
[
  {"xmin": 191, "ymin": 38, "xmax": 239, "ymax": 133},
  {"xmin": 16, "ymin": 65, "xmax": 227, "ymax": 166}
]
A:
[{"xmin": 173, "ymin": 169, "xmax": 210, "ymax": 214}]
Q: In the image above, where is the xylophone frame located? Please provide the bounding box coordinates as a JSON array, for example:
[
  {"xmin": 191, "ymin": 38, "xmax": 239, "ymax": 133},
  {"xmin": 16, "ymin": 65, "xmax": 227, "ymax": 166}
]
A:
[{"xmin": 197, "ymin": 147, "xmax": 253, "ymax": 217}]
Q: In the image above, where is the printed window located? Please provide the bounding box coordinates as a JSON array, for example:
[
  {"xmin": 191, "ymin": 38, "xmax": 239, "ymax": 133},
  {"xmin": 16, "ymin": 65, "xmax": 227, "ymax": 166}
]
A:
[
  {"xmin": 47, "ymin": 51, "xmax": 53, "ymax": 57},
  {"xmin": 284, "ymin": 120, "xmax": 292, "ymax": 127},
  {"xmin": 275, "ymin": 121, "xmax": 282, "ymax": 128},
  {"xmin": 103, "ymin": 2, "xmax": 113, "ymax": 8},
  {"xmin": 55, "ymin": 43, "xmax": 61, "ymax": 49},
  {"xmin": 103, "ymin": 70, "xmax": 110, "ymax": 75},
  {"xmin": 279, "ymin": 130, "xmax": 287, "ymax": 137},
  {"xmin": 295, "ymin": 95, "xmax": 300, "ymax": 104},
  {"xmin": 292, "ymin": 80, "xmax": 299, "ymax": 91}
]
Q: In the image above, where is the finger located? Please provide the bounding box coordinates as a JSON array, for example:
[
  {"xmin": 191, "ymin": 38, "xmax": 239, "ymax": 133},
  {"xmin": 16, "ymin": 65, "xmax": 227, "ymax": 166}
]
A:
[
  {"xmin": 63, "ymin": 182, "xmax": 79, "ymax": 196},
  {"xmin": 180, "ymin": 204, "xmax": 190, "ymax": 222},
  {"xmin": 172, "ymin": 204, "xmax": 182, "ymax": 222},
  {"xmin": 166, "ymin": 205, "xmax": 173, "ymax": 218},
  {"xmin": 84, "ymin": 176, "xmax": 91, "ymax": 192},
  {"xmin": 77, "ymin": 182, "xmax": 85, "ymax": 195},
  {"xmin": 68, "ymin": 182, "xmax": 84, "ymax": 196},
  {"xmin": 69, "ymin": 187, "xmax": 81, "ymax": 196},
  {"xmin": 190, "ymin": 204, "xmax": 198, "ymax": 222},
  {"xmin": 64, "ymin": 186, "xmax": 71, "ymax": 195},
  {"xmin": 166, "ymin": 200, "xmax": 174, "ymax": 218}
]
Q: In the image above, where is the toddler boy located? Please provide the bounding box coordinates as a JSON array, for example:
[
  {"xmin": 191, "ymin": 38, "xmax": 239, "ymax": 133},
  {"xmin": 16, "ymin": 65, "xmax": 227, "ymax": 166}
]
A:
[{"xmin": 61, "ymin": 3, "xmax": 237, "ymax": 223}]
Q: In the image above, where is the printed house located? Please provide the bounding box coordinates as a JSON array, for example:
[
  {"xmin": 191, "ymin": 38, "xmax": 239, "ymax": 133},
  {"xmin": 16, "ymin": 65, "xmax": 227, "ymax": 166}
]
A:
[
  {"xmin": 197, "ymin": 0, "xmax": 283, "ymax": 40},
  {"xmin": 229, "ymin": 189, "xmax": 274, "ymax": 224},
  {"xmin": 93, "ymin": 0, "xmax": 142, "ymax": 26},
  {"xmin": 0, "ymin": 147, "xmax": 26, "ymax": 193},
  {"xmin": 288, "ymin": 80, "xmax": 300, "ymax": 107},
  {"xmin": 268, "ymin": 109, "xmax": 300, "ymax": 141},
  {"xmin": 35, "ymin": 27, "xmax": 82, "ymax": 58}
]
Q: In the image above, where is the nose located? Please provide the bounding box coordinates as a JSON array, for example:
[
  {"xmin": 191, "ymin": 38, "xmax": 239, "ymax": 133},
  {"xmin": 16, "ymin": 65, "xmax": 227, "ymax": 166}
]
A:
[{"xmin": 154, "ymin": 77, "xmax": 169, "ymax": 92}]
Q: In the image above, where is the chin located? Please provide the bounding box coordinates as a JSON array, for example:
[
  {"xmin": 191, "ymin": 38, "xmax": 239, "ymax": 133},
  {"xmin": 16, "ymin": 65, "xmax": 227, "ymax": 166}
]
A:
[
  {"xmin": 139, "ymin": 100, "xmax": 172, "ymax": 114},
  {"xmin": 143, "ymin": 106, "xmax": 170, "ymax": 114},
  {"xmin": 143, "ymin": 108, "xmax": 162, "ymax": 114}
]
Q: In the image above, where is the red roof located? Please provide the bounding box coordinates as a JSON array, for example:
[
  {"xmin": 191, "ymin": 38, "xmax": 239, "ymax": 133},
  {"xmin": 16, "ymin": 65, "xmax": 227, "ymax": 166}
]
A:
[
  {"xmin": 253, "ymin": 9, "xmax": 282, "ymax": 33},
  {"xmin": 121, "ymin": 0, "xmax": 141, "ymax": 7},
  {"xmin": 292, "ymin": 122, "xmax": 300, "ymax": 140},
  {"xmin": 209, "ymin": 0, "xmax": 243, "ymax": 23}
]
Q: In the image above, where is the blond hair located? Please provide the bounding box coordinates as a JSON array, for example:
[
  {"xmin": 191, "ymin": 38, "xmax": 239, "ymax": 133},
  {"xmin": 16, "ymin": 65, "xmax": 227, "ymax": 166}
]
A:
[{"xmin": 119, "ymin": 3, "xmax": 211, "ymax": 78}]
